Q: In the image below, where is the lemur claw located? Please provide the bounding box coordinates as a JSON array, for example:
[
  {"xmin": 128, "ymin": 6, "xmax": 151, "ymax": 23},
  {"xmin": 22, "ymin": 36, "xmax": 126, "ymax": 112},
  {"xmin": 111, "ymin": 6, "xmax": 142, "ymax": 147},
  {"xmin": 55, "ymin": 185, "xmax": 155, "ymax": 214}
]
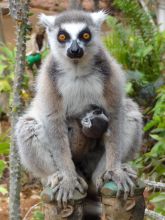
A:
[
  {"xmin": 48, "ymin": 172, "xmax": 87, "ymax": 207},
  {"xmin": 102, "ymin": 167, "xmax": 136, "ymax": 200}
]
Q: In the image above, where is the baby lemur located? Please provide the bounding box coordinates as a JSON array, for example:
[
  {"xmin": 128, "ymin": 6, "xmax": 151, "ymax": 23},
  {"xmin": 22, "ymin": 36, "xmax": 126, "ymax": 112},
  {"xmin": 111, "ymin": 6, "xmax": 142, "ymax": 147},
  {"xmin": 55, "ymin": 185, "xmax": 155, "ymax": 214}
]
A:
[
  {"xmin": 68, "ymin": 105, "xmax": 109, "ymax": 162},
  {"xmin": 81, "ymin": 105, "xmax": 109, "ymax": 139},
  {"xmin": 15, "ymin": 10, "xmax": 143, "ymax": 206}
]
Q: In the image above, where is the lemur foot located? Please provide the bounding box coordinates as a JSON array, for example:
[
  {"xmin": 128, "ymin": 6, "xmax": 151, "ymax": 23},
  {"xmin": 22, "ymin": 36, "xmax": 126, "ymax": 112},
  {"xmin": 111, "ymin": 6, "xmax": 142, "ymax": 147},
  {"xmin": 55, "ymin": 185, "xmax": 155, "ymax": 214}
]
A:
[
  {"xmin": 47, "ymin": 172, "xmax": 88, "ymax": 207},
  {"xmin": 97, "ymin": 167, "xmax": 136, "ymax": 200}
]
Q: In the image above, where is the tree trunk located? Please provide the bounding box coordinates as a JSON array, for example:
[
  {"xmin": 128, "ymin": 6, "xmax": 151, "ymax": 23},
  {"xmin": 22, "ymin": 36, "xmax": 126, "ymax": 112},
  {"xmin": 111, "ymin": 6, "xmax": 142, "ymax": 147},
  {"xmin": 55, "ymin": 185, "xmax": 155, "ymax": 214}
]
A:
[
  {"xmin": 94, "ymin": 0, "xmax": 100, "ymax": 10},
  {"xmin": 68, "ymin": 0, "xmax": 82, "ymax": 10},
  {"xmin": 101, "ymin": 181, "xmax": 145, "ymax": 220},
  {"xmin": 9, "ymin": 1, "xmax": 30, "ymax": 220},
  {"xmin": 0, "ymin": 7, "xmax": 5, "ymax": 44},
  {"xmin": 157, "ymin": 0, "xmax": 165, "ymax": 31},
  {"xmin": 41, "ymin": 187, "xmax": 86, "ymax": 220}
]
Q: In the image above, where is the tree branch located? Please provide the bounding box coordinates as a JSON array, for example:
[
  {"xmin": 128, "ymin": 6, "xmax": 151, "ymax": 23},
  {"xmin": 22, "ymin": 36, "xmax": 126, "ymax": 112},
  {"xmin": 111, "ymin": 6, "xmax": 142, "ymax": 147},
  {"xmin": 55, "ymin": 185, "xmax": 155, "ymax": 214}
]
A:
[
  {"xmin": 9, "ymin": 1, "xmax": 30, "ymax": 220},
  {"xmin": 144, "ymin": 180, "xmax": 165, "ymax": 190},
  {"xmin": 145, "ymin": 209, "xmax": 165, "ymax": 220}
]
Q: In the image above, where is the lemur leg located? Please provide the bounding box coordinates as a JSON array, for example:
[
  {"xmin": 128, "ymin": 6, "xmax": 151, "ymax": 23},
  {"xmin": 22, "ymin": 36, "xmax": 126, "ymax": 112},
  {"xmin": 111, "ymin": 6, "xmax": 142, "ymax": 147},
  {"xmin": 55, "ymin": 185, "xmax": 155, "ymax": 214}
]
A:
[
  {"xmin": 16, "ymin": 116, "xmax": 57, "ymax": 182},
  {"xmin": 92, "ymin": 100, "xmax": 142, "ymax": 199},
  {"xmin": 16, "ymin": 115, "xmax": 87, "ymax": 206}
]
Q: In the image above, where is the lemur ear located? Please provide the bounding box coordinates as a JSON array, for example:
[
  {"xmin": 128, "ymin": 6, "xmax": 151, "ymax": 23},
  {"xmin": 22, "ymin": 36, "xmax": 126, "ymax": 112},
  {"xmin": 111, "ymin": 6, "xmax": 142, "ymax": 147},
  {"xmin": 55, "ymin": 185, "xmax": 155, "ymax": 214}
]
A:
[
  {"xmin": 39, "ymin": 13, "xmax": 56, "ymax": 29},
  {"xmin": 90, "ymin": 11, "xmax": 107, "ymax": 27}
]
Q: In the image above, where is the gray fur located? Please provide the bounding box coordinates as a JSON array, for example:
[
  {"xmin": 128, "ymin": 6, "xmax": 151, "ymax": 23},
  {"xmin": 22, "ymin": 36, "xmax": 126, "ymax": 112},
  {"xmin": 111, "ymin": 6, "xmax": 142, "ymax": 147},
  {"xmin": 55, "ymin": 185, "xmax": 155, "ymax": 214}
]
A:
[
  {"xmin": 15, "ymin": 10, "xmax": 143, "ymax": 207},
  {"xmin": 54, "ymin": 10, "xmax": 94, "ymax": 27}
]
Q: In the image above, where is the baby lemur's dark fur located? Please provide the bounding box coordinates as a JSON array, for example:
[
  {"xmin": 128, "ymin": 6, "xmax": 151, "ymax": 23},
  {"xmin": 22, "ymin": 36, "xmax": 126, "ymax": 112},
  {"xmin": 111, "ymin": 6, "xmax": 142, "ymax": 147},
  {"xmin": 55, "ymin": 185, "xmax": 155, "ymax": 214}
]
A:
[
  {"xmin": 68, "ymin": 105, "xmax": 108, "ymax": 162},
  {"xmin": 81, "ymin": 105, "xmax": 109, "ymax": 139}
]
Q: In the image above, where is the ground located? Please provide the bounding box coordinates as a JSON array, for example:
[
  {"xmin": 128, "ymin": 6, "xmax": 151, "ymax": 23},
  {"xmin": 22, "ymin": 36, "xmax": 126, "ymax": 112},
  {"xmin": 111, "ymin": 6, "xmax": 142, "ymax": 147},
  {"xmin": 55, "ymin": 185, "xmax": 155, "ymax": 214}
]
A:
[{"xmin": 0, "ymin": 182, "xmax": 42, "ymax": 220}]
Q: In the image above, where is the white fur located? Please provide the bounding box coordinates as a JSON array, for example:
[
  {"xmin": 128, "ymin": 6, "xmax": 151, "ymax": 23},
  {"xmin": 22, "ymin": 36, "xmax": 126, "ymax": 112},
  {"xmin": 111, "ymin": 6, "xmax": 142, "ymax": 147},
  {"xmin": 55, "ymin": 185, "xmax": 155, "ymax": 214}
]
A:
[
  {"xmin": 57, "ymin": 71, "xmax": 106, "ymax": 116},
  {"xmin": 46, "ymin": 23, "xmax": 100, "ymax": 69},
  {"xmin": 90, "ymin": 11, "xmax": 107, "ymax": 26},
  {"xmin": 39, "ymin": 14, "xmax": 56, "ymax": 28},
  {"xmin": 61, "ymin": 23, "xmax": 86, "ymax": 40}
]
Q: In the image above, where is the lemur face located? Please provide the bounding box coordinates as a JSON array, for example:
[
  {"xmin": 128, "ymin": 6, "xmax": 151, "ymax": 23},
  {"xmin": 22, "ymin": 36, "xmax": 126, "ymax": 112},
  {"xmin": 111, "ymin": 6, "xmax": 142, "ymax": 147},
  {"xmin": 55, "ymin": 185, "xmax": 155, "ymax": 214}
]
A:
[
  {"xmin": 57, "ymin": 23, "xmax": 92, "ymax": 59},
  {"xmin": 39, "ymin": 10, "xmax": 107, "ymax": 62}
]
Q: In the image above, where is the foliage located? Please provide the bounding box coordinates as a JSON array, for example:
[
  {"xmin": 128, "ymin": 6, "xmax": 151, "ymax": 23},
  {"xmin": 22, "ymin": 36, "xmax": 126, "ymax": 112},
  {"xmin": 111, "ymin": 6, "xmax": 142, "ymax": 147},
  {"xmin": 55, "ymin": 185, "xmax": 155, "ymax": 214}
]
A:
[
  {"xmin": 0, "ymin": 45, "xmax": 31, "ymax": 115},
  {"xmin": 104, "ymin": 0, "xmax": 165, "ymax": 100},
  {"xmin": 105, "ymin": 16, "xmax": 165, "ymax": 84},
  {"xmin": 31, "ymin": 210, "xmax": 44, "ymax": 220},
  {"xmin": 149, "ymin": 192, "xmax": 165, "ymax": 215},
  {"xmin": 0, "ymin": 45, "xmax": 15, "ymax": 93},
  {"xmin": 0, "ymin": 154, "xmax": 8, "ymax": 196},
  {"xmin": 0, "ymin": 185, "xmax": 8, "ymax": 195},
  {"xmin": 0, "ymin": 159, "xmax": 6, "ymax": 177},
  {"xmin": 0, "ymin": 131, "xmax": 10, "ymax": 155},
  {"xmin": 135, "ymin": 85, "xmax": 165, "ymax": 180}
]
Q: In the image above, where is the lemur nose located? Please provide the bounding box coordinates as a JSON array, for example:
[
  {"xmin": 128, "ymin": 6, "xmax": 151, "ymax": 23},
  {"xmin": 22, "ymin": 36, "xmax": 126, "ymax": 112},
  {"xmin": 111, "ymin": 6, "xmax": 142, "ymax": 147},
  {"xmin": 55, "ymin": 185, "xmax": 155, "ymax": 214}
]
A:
[
  {"xmin": 67, "ymin": 40, "xmax": 84, "ymax": 58},
  {"xmin": 70, "ymin": 41, "xmax": 80, "ymax": 54}
]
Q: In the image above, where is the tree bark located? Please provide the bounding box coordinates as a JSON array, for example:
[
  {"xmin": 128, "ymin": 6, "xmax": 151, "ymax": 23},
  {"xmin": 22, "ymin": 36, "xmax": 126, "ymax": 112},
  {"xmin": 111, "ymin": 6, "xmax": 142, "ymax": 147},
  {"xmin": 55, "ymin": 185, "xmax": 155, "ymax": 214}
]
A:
[
  {"xmin": 9, "ymin": 1, "xmax": 30, "ymax": 220},
  {"xmin": 101, "ymin": 181, "xmax": 145, "ymax": 220},
  {"xmin": 41, "ymin": 187, "xmax": 86, "ymax": 220},
  {"xmin": 94, "ymin": 0, "xmax": 100, "ymax": 10},
  {"xmin": 0, "ymin": 7, "xmax": 5, "ymax": 44},
  {"xmin": 157, "ymin": 0, "xmax": 165, "ymax": 31},
  {"xmin": 68, "ymin": 0, "xmax": 82, "ymax": 10}
]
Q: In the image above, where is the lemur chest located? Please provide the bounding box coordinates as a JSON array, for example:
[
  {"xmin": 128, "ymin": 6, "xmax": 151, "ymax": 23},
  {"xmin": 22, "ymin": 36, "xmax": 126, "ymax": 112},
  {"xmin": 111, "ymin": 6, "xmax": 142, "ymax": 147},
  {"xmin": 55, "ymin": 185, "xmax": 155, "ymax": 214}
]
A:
[{"xmin": 57, "ymin": 73, "xmax": 106, "ymax": 115}]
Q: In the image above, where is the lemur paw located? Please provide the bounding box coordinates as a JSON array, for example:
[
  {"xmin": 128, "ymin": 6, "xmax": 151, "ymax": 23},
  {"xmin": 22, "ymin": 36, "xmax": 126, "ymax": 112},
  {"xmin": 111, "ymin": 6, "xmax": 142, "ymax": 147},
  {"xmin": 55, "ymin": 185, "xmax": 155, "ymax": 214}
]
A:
[
  {"xmin": 48, "ymin": 172, "xmax": 88, "ymax": 207},
  {"xmin": 104, "ymin": 168, "xmax": 137, "ymax": 200},
  {"xmin": 97, "ymin": 167, "xmax": 137, "ymax": 200}
]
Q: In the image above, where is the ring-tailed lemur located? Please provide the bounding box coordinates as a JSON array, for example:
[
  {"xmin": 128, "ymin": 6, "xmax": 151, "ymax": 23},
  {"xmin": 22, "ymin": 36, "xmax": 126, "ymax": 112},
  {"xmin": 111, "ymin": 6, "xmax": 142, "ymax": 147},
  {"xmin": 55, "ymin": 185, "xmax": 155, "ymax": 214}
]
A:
[{"xmin": 15, "ymin": 10, "xmax": 143, "ymax": 206}]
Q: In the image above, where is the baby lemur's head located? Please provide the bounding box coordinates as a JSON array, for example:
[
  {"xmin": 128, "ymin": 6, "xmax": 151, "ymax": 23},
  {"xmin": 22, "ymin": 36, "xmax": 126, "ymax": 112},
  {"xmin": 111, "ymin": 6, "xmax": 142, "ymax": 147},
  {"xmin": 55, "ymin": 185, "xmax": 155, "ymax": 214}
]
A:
[
  {"xmin": 81, "ymin": 105, "xmax": 109, "ymax": 139},
  {"xmin": 39, "ymin": 10, "xmax": 107, "ymax": 63}
]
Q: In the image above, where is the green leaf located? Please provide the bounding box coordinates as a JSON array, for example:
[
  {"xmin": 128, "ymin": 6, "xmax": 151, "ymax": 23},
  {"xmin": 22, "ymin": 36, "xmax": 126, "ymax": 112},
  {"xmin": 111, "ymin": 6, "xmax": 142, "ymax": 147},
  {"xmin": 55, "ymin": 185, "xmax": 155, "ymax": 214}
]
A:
[
  {"xmin": 150, "ymin": 134, "xmax": 162, "ymax": 141},
  {"xmin": 0, "ymin": 142, "xmax": 10, "ymax": 154},
  {"xmin": 0, "ymin": 46, "xmax": 15, "ymax": 60},
  {"xmin": 0, "ymin": 160, "xmax": 6, "ymax": 177},
  {"xmin": 32, "ymin": 211, "xmax": 44, "ymax": 220},
  {"xmin": 0, "ymin": 64, "xmax": 6, "ymax": 74},
  {"xmin": 149, "ymin": 192, "xmax": 165, "ymax": 203},
  {"xmin": 0, "ymin": 186, "xmax": 8, "ymax": 195},
  {"xmin": 0, "ymin": 80, "xmax": 11, "ymax": 92},
  {"xmin": 144, "ymin": 120, "xmax": 158, "ymax": 131},
  {"xmin": 142, "ymin": 45, "xmax": 153, "ymax": 57}
]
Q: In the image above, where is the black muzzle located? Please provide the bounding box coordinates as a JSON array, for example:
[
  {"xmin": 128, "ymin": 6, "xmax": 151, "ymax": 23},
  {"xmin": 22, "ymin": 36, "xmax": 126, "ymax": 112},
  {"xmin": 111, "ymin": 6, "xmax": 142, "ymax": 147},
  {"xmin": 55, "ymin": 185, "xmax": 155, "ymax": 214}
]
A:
[{"xmin": 67, "ymin": 40, "xmax": 84, "ymax": 59}]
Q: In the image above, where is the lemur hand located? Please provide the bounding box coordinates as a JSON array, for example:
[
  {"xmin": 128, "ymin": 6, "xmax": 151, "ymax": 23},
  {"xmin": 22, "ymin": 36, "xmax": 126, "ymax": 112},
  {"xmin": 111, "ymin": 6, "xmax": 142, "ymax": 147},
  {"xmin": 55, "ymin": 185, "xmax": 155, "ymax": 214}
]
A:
[
  {"xmin": 47, "ymin": 171, "xmax": 88, "ymax": 207},
  {"xmin": 96, "ymin": 165, "xmax": 137, "ymax": 200}
]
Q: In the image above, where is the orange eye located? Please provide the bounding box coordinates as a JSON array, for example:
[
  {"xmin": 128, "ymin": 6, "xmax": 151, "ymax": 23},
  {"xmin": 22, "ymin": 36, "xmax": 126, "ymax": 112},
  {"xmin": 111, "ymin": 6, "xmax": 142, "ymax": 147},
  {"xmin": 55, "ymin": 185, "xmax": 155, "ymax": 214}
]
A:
[
  {"xmin": 58, "ymin": 34, "xmax": 66, "ymax": 42},
  {"xmin": 83, "ymin": 33, "xmax": 90, "ymax": 40}
]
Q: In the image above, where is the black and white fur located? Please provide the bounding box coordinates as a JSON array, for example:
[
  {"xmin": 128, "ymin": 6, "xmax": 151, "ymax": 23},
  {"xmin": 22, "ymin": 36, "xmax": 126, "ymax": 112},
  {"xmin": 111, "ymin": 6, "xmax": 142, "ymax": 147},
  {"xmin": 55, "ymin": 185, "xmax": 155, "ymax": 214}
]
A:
[
  {"xmin": 81, "ymin": 105, "xmax": 109, "ymax": 139},
  {"xmin": 15, "ymin": 10, "xmax": 143, "ymax": 207}
]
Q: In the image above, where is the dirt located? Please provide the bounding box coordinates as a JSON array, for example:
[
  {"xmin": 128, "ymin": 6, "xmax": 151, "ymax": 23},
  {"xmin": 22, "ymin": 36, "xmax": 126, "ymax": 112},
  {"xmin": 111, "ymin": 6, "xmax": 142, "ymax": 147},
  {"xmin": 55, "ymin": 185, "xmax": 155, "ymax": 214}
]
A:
[
  {"xmin": 2, "ymin": 8, "xmax": 56, "ymax": 45},
  {"xmin": 0, "ymin": 184, "xmax": 42, "ymax": 220}
]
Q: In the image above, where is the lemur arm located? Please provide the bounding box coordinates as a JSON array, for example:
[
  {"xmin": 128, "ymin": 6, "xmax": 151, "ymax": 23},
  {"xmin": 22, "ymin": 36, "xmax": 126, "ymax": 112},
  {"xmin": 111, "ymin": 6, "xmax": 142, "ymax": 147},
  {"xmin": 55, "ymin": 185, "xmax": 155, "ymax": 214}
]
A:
[
  {"xmin": 35, "ymin": 68, "xmax": 76, "ymax": 176},
  {"xmin": 101, "ymin": 58, "xmax": 136, "ymax": 198},
  {"xmin": 103, "ymin": 73, "xmax": 124, "ymax": 172},
  {"xmin": 31, "ymin": 63, "xmax": 87, "ymax": 203}
]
